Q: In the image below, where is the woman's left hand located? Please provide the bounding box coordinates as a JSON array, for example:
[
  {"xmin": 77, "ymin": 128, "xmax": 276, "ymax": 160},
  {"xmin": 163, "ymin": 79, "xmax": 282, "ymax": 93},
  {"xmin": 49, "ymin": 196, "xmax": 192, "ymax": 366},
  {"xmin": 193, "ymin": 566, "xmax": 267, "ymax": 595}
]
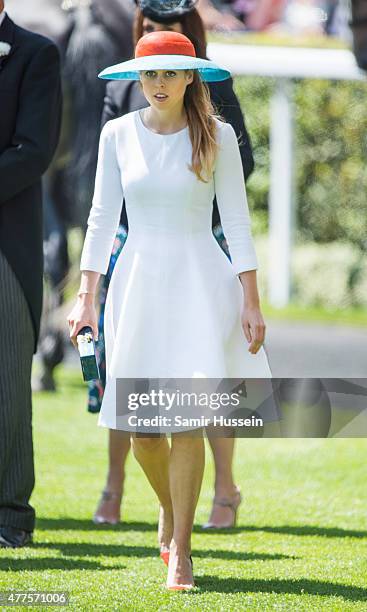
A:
[{"xmin": 241, "ymin": 304, "xmax": 266, "ymax": 354}]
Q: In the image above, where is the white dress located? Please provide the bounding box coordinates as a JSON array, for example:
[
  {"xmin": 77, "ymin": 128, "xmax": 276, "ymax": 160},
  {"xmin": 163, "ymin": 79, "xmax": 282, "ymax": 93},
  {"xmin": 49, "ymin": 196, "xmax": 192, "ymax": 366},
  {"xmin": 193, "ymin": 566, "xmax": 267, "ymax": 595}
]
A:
[{"xmin": 80, "ymin": 110, "xmax": 272, "ymax": 429}]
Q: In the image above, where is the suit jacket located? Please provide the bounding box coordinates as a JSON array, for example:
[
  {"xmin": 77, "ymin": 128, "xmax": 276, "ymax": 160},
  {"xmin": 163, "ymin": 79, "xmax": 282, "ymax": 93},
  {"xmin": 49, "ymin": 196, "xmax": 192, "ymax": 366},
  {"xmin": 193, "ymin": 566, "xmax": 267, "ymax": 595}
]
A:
[
  {"xmin": 101, "ymin": 77, "xmax": 254, "ymax": 229},
  {"xmin": 0, "ymin": 15, "xmax": 62, "ymax": 352}
]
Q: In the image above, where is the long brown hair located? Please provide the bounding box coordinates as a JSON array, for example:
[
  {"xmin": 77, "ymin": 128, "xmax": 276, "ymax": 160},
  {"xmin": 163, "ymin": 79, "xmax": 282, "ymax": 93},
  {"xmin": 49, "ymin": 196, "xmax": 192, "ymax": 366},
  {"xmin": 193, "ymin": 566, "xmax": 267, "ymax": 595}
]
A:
[
  {"xmin": 134, "ymin": 8, "xmax": 222, "ymax": 182},
  {"xmin": 184, "ymin": 73, "xmax": 220, "ymax": 183}
]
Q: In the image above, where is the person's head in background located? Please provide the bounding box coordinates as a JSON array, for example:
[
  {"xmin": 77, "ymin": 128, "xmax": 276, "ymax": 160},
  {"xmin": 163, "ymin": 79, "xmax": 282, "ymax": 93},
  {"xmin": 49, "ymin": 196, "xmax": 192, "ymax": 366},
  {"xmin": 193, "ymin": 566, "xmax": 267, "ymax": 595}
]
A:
[
  {"xmin": 133, "ymin": 0, "xmax": 207, "ymax": 58},
  {"xmin": 0, "ymin": 1, "xmax": 4, "ymax": 14},
  {"xmin": 350, "ymin": 0, "xmax": 367, "ymax": 71}
]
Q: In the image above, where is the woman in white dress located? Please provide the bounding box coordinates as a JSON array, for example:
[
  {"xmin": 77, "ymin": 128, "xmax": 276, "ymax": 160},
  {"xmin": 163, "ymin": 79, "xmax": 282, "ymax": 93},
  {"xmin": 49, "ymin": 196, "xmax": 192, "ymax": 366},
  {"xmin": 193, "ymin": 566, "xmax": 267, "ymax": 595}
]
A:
[{"xmin": 68, "ymin": 30, "xmax": 271, "ymax": 590}]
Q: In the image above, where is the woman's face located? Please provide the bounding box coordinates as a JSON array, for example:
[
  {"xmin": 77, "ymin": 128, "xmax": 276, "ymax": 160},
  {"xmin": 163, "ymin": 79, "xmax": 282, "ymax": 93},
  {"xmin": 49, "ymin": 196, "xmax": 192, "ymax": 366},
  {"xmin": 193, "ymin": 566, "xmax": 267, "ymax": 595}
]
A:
[
  {"xmin": 142, "ymin": 17, "xmax": 183, "ymax": 35},
  {"xmin": 140, "ymin": 69, "xmax": 193, "ymax": 112},
  {"xmin": 139, "ymin": 17, "xmax": 190, "ymax": 112}
]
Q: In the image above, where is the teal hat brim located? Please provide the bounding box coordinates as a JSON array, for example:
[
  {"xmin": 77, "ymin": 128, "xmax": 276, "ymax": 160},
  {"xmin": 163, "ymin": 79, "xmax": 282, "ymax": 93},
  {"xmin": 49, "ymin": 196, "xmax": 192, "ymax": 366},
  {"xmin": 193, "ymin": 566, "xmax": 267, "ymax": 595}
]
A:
[{"xmin": 98, "ymin": 55, "xmax": 230, "ymax": 82}]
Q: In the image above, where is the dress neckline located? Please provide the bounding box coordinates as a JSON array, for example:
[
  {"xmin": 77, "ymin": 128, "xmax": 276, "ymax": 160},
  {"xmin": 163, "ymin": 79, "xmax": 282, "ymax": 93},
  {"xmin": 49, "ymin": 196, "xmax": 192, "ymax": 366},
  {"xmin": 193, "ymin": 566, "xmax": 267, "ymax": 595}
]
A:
[{"xmin": 137, "ymin": 110, "xmax": 188, "ymax": 137}]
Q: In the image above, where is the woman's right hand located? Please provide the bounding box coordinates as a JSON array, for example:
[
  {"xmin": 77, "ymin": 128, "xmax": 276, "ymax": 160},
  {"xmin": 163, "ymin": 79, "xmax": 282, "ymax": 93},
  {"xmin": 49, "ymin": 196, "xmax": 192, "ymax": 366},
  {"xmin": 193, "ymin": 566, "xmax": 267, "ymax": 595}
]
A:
[{"xmin": 67, "ymin": 295, "xmax": 98, "ymax": 348}]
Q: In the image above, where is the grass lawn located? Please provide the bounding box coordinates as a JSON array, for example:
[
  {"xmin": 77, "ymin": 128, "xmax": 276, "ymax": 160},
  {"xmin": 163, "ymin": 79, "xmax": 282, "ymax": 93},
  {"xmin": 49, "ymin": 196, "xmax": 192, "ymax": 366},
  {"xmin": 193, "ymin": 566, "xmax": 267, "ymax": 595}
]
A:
[
  {"xmin": 262, "ymin": 302, "xmax": 367, "ymax": 328},
  {"xmin": 1, "ymin": 367, "xmax": 366, "ymax": 611}
]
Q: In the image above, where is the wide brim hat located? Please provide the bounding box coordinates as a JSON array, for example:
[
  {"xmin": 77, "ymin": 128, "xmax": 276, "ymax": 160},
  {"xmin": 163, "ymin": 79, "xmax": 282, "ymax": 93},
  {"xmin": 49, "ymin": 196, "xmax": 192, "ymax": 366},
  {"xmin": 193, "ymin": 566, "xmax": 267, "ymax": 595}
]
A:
[{"xmin": 98, "ymin": 31, "xmax": 230, "ymax": 83}]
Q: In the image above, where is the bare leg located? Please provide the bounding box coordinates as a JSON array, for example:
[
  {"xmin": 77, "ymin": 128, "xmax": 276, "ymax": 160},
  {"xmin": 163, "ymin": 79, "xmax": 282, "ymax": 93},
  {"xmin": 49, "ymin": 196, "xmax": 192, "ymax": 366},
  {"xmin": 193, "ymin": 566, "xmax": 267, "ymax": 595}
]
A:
[
  {"xmin": 203, "ymin": 430, "xmax": 242, "ymax": 528},
  {"xmin": 131, "ymin": 433, "xmax": 205, "ymax": 588},
  {"xmin": 167, "ymin": 433, "xmax": 205, "ymax": 588},
  {"xmin": 209, "ymin": 433, "xmax": 236, "ymax": 497},
  {"xmin": 106, "ymin": 430, "xmax": 130, "ymax": 487},
  {"xmin": 131, "ymin": 436, "xmax": 173, "ymax": 553},
  {"xmin": 93, "ymin": 430, "xmax": 130, "ymax": 524}
]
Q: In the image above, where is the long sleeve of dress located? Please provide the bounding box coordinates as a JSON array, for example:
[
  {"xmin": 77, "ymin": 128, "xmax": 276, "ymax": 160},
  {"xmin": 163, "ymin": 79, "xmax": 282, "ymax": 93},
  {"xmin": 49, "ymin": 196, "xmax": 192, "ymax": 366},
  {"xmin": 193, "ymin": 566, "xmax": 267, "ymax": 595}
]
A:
[
  {"xmin": 80, "ymin": 121, "xmax": 123, "ymax": 274},
  {"xmin": 214, "ymin": 122, "xmax": 258, "ymax": 275}
]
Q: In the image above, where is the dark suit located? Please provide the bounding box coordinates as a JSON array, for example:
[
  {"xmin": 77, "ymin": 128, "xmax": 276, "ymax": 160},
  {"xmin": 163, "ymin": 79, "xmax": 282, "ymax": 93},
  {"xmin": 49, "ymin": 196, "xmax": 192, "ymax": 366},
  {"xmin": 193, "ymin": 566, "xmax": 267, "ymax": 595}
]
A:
[
  {"xmin": 101, "ymin": 77, "xmax": 254, "ymax": 229},
  {"xmin": 0, "ymin": 14, "xmax": 62, "ymax": 532}
]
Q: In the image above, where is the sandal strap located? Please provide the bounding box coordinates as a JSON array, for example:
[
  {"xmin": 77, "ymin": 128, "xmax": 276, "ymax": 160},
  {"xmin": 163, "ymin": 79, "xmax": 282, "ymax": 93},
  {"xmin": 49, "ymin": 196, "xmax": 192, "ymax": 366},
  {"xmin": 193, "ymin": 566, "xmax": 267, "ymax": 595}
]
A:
[
  {"xmin": 213, "ymin": 488, "xmax": 242, "ymax": 510},
  {"xmin": 213, "ymin": 498, "xmax": 236, "ymax": 509},
  {"xmin": 100, "ymin": 489, "xmax": 122, "ymax": 502}
]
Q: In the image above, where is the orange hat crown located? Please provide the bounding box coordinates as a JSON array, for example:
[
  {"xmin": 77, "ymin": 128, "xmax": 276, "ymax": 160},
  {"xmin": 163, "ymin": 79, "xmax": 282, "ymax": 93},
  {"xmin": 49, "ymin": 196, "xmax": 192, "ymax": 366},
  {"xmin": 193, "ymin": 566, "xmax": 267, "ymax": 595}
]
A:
[{"xmin": 135, "ymin": 31, "xmax": 196, "ymax": 59}]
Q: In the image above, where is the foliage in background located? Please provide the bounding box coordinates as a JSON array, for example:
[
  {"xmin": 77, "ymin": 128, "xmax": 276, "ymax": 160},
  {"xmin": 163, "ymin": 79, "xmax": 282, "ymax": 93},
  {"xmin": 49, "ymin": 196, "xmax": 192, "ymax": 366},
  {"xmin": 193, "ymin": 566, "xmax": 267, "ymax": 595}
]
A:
[
  {"xmin": 294, "ymin": 79, "xmax": 367, "ymax": 251},
  {"xmin": 233, "ymin": 76, "xmax": 367, "ymax": 307},
  {"xmin": 255, "ymin": 237, "xmax": 367, "ymax": 309},
  {"xmin": 233, "ymin": 76, "xmax": 272, "ymax": 236}
]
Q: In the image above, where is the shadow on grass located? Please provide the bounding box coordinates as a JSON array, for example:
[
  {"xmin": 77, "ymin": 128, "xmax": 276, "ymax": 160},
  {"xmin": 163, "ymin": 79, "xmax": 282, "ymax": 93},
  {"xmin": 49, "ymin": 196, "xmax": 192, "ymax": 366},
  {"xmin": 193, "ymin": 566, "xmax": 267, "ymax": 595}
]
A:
[
  {"xmin": 192, "ymin": 576, "xmax": 367, "ymax": 602},
  {"xmin": 0, "ymin": 557, "xmax": 124, "ymax": 572},
  {"xmin": 36, "ymin": 518, "xmax": 157, "ymax": 532},
  {"xmin": 193, "ymin": 524, "xmax": 367, "ymax": 539},
  {"xmin": 196, "ymin": 550, "xmax": 294, "ymax": 562},
  {"xmin": 36, "ymin": 518, "xmax": 367, "ymax": 539},
  {"xmin": 30, "ymin": 542, "xmax": 294, "ymax": 563}
]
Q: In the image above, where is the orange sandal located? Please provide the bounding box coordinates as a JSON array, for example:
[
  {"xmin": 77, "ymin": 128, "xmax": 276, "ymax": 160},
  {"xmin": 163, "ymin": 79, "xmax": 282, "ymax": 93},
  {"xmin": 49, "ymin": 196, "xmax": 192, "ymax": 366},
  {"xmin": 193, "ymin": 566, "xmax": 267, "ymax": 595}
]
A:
[
  {"xmin": 160, "ymin": 550, "xmax": 170, "ymax": 566},
  {"xmin": 158, "ymin": 505, "xmax": 172, "ymax": 566}
]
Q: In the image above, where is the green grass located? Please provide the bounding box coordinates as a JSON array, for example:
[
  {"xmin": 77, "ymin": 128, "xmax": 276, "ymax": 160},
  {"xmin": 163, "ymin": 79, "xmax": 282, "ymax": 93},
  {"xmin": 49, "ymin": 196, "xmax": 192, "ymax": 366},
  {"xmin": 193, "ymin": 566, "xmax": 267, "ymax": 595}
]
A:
[
  {"xmin": 1, "ymin": 368, "xmax": 366, "ymax": 611},
  {"xmin": 262, "ymin": 302, "xmax": 367, "ymax": 327}
]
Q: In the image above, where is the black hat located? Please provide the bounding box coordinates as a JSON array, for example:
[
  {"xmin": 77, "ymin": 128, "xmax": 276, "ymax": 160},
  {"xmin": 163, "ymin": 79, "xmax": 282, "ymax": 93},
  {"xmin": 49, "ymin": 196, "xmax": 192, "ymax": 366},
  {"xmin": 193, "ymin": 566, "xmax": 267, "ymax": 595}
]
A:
[{"xmin": 134, "ymin": 0, "xmax": 197, "ymax": 23}]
